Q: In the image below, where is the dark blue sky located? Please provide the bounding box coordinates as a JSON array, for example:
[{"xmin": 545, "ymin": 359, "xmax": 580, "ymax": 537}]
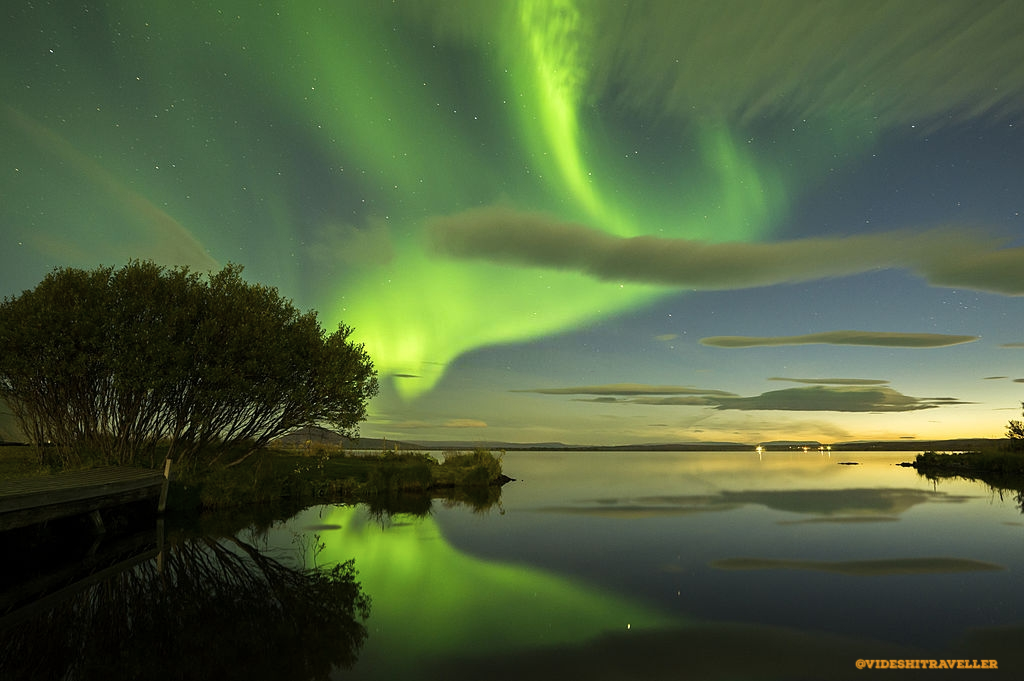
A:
[{"xmin": 3, "ymin": 1, "xmax": 1024, "ymax": 445}]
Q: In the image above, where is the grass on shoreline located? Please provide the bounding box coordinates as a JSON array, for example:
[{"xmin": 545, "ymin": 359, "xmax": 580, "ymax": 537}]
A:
[
  {"xmin": 179, "ymin": 445, "xmax": 509, "ymax": 510},
  {"xmin": 0, "ymin": 444, "xmax": 511, "ymax": 512},
  {"xmin": 914, "ymin": 448, "xmax": 1024, "ymax": 476}
]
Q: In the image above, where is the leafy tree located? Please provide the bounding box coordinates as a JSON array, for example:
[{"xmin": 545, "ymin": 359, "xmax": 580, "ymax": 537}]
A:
[
  {"xmin": 1008, "ymin": 402, "xmax": 1024, "ymax": 452},
  {"xmin": 0, "ymin": 261, "xmax": 378, "ymax": 468}
]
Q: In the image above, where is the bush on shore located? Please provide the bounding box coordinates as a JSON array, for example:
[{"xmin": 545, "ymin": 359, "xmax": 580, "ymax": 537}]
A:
[
  {"xmin": 0, "ymin": 261, "xmax": 378, "ymax": 470},
  {"xmin": 914, "ymin": 449, "xmax": 1024, "ymax": 475},
  {"xmin": 173, "ymin": 447, "xmax": 509, "ymax": 511},
  {"xmin": 914, "ymin": 404, "xmax": 1024, "ymax": 478}
]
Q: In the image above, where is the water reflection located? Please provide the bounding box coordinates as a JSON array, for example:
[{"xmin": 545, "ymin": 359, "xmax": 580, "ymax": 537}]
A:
[
  {"xmin": 915, "ymin": 466, "xmax": 1024, "ymax": 515},
  {"xmin": 539, "ymin": 487, "xmax": 972, "ymax": 520},
  {"xmin": 427, "ymin": 623, "xmax": 920, "ymax": 681},
  {"xmin": 304, "ymin": 505, "xmax": 674, "ymax": 678},
  {"xmin": 0, "ymin": 526, "xmax": 369, "ymax": 681},
  {"xmin": 362, "ymin": 483, "xmax": 504, "ymax": 520},
  {"xmin": 6, "ymin": 452, "xmax": 1024, "ymax": 679}
]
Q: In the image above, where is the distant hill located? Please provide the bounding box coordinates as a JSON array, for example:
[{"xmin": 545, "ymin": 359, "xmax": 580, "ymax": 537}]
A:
[
  {"xmin": 582, "ymin": 442, "xmax": 751, "ymax": 452},
  {"xmin": 273, "ymin": 427, "xmax": 1005, "ymax": 453},
  {"xmin": 759, "ymin": 440, "xmax": 823, "ymax": 448},
  {"xmin": 272, "ymin": 427, "xmax": 421, "ymax": 451},
  {"xmin": 4, "ymin": 416, "xmax": 1002, "ymax": 453},
  {"xmin": 403, "ymin": 440, "xmax": 572, "ymax": 450}
]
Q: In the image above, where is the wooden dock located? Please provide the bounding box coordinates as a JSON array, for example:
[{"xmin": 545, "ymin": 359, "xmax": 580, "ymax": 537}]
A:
[{"xmin": 0, "ymin": 464, "xmax": 170, "ymax": 532}]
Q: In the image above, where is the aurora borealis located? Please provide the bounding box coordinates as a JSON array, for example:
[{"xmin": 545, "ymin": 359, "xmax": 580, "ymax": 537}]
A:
[
  {"xmin": 3, "ymin": 1, "xmax": 1024, "ymax": 445},
  {"xmin": 305, "ymin": 505, "xmax": 672, "ymax": 675}
]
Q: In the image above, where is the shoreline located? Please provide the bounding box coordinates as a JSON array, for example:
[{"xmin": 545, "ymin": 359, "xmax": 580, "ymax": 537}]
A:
[
  {"xmin": 0, "ymin": 447, "xmax": 512, "ymax": 517},
  {"xmin": 912, "ymin": 449, "xmax": 1024, "ymax": 475}
]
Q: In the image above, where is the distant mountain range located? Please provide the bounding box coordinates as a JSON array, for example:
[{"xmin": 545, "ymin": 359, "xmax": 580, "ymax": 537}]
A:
[
  {"xmin": 272, "ymin": 427, "xmax": 1002, "ymax": 453},
  {"xmin": 1, "ymin": 421, "xmax": 1000, "ymax": 454}
]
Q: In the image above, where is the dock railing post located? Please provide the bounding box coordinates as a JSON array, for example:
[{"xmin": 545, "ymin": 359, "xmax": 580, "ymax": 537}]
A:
[{"xmin": 158, "ymin": 459, "xmax": 173, "ymax": 513}]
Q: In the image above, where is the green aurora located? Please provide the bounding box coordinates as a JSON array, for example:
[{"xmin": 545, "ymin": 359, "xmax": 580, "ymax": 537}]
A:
[
  {"xmin": 4, "ymin": 1, "xmax": 1023, "ymax": 435},
  {"xmin": 3, "ymin": 1, "xmax": 791, "ymax": 399},
  {"xmin": 306, "ymin": 506, "xmax": 674, "ymax": 674}
]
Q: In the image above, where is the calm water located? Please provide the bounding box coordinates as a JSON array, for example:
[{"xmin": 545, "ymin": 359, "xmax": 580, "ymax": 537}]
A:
[{"xmin": 4, "ymin": 450, "xmax": 1024, "ymax": 679}]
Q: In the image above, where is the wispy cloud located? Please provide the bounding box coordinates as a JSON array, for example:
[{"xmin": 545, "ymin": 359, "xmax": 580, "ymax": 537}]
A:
[
  {"xmin": 514, "ymin": 383, "xmax": 737, "ymax": 397},
  {"xmin": 385, "ymin": 420, "xmax": 434, "ymax": 430},
  {"xmin": 414, "ymin": 2, "xmax": 1024, "ymax": 131},
  {"xmin": 388, "ymin": 418, "xmax": 487, "ymax": 429},
  {"xmin": 710, "ymin": 416, "xmax": 857, "ymax": 443},
  {"xmin": 1000, "ymin": 342, "xmax": 1024, "ymax": 348},
  {"xmin": 701, "ymin": 331, "xmax": 978, "ymax": 348},
  {"xmin": 631, "ymin": 396, "xmax": 730, "ymax": 406},
  {"xmin": 428, "ymin": 206, "xmax": 1024, "ymax": 296},
  {"xmin": 308, "ymin": 218, "xmax": 394, "ymax": 267},
  {"xmin": 708, "ymin": 386, "xmax": 967, "ymax": 413},
  {"xmin": 525, "ymin": 384, "xmax": 967, "ymax": 413},
  {"xmin": 443, "ymin": 419, "xmax": 488, "ymax": 428},
  {"xmin": 769, "ymin": 377, "xmax": 890, "ymax": 385}
]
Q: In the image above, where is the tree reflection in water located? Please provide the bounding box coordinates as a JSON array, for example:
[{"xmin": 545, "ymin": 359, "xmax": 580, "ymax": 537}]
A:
[
  {"xmin": 363, "ymin": 483, "xmax": 505, "ymax": 520},
  {"xmin": 915, "ymin": 465, "xmax": 1024, "ymax": 515},
  {"xmin": 0, "ymin": 531, "xmax": 370, "ymax": 681}
]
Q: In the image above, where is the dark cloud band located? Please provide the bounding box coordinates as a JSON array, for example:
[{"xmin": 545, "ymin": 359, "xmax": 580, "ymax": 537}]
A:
[
  {"xmin": 701, "ymin": 331, "xmax": 979, "ymax": 348},
  {"xmin": 514, "ymin": 383, "xmax": 736, "ymax": 397},
  {"xmin": 768, "ymin": 377, "xmax": 890, "ymax": 385},
  {"xmin": 428, "ymin": 206, "xmax": 1024, "ymax": 297},
  {"xmin": 519, "ymin": 383, "xmax": 967, "ymax": 413}
]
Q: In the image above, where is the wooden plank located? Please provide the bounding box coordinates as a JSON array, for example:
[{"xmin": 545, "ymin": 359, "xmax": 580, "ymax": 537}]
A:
[
  {"xmin": 0, "ymin": 466, "xmax": 164, "ymax": 496},
  {"xmin": 0, "ymin": 485, "xmax": 162, "ymax": 532},
  {"xmin": 0, "ymin": 466, "xmax": 167, "ymax": 531},
  {"xmin": 0, "ymin": 467, "xmax": 165, "ymax": 514}
]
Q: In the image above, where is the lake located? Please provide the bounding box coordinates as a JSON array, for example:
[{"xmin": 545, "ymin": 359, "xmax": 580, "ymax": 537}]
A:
[{"xmin": 3, "ymin": 450, "xmax": 1023, "ymax": 679}]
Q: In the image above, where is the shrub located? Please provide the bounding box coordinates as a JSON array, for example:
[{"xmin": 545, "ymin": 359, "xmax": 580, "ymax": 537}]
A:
[
  {"xmin": 0, "ymin": 261, "xmax": 378, "ymax": 469},
  {"xmin": 1007, "ymin": 402, "xmax": 1024, "ymax": 452},
  {"xmin": 439, "ymin": 448, "xmax": 504, "ymax": 486}
]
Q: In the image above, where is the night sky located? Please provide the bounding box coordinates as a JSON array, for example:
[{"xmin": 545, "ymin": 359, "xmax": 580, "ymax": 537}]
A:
[{"xmin": 3, "ymin": 1, "xmax": 1024, "ymax": 446}]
